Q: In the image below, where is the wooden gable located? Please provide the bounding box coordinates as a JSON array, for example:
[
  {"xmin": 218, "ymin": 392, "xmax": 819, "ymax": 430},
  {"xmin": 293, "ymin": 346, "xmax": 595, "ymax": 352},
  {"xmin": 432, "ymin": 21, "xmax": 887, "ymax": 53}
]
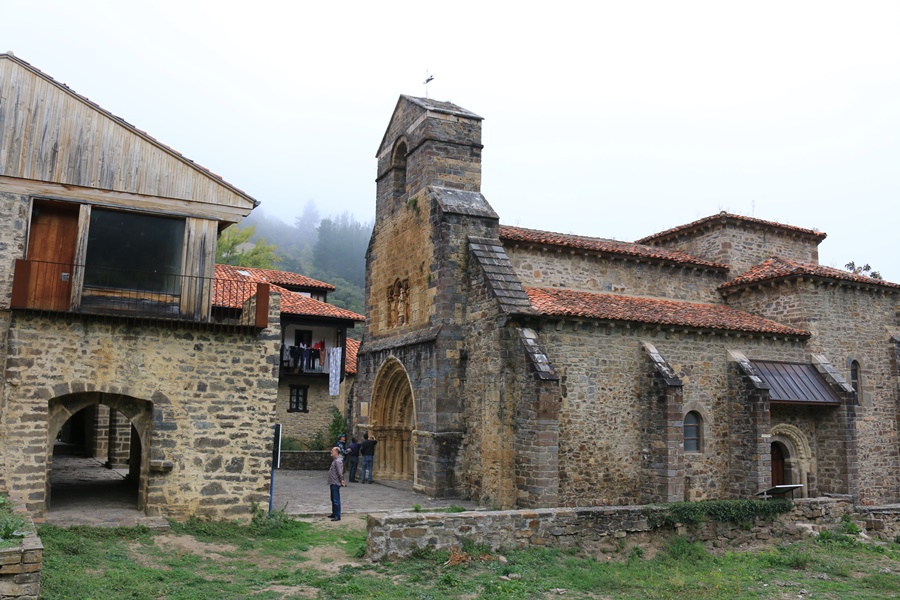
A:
[{"xmin": 0, "ymin": 53, "xmax": 257, "ymax": 219}]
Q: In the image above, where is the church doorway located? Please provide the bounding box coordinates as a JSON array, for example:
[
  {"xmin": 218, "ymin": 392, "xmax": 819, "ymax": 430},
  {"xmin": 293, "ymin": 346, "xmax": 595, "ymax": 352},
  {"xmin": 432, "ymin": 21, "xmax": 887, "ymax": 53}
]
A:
[
  {"xmin": 771, "ymin": 441, "xmax": 788, "ymax": 487},
  {"xmin": 369, "ymin": 358, "xmax": 416, "ymax": 483}
]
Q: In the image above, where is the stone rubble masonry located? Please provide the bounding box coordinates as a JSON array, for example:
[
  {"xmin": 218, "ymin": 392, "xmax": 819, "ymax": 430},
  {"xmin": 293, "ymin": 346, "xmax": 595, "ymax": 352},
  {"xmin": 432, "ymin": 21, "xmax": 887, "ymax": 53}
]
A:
[
  {"xmin": 505, "ymin": 246, "xmax": 726, "ymax": 304},
  {"xmin": 727, "ymin": 281, "xmax": 900, "ymax": 504},
  {"xmin": 643, "ymin": 220, "xmax": 821, "ymax": 277},
  {"xmin": 0, "ymin": 495, "xmax": 42, "ymax": 600},
  {"xmin": 367, "ymin": 497, "xmax": 876, "ymax": 562},
  {"xmin": 0, "ymin": 294, "xmax": 282, "ymax": 521},
  {"xmin": 276, "ymin": 377, "xmax": 340, "ymax": 444}
]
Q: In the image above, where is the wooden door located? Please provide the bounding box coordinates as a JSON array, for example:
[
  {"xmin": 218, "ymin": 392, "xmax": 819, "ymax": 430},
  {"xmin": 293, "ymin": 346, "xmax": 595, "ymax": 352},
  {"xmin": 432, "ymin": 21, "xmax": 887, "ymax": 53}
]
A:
[
  {"xmin": 26, "ymin": 201, "xmax": 79, "ymax": 311},
  {"xmin": 771, "ymin": 443, "xmax": 785, "ymax": 487}
]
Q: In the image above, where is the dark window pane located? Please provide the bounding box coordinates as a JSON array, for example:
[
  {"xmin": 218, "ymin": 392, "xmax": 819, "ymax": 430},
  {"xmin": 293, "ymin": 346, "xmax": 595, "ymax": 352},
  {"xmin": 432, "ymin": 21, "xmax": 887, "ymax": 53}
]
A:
[
  {"xmin": 684, "ymin": 412, "xmax": 701, "ymax": 452},
  {"xmin": 84, "ymin": 209, "xmax": 184, "ymax": 294}
]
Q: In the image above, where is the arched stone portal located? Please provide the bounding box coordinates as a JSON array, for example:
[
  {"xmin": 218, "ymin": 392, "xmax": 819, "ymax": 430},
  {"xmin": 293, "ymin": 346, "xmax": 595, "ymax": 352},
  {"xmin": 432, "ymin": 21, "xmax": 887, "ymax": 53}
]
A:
[
  {"xmin": 47, "ymin": 392, "xmax": 153, "ymax": 512},
  {"xmin": 770, "ymin": 423, "xmax": 814, "ymax": 498},
  {"xmin": 369, "ymin": 358, "xmax": 416, "ymax": 483}
]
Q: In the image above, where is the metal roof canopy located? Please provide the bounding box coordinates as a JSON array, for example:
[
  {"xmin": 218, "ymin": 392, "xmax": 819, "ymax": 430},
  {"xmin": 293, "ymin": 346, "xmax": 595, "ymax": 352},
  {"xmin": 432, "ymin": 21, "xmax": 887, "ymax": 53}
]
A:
[{"xmin": 751, "ymin": 360, "xmax": 841, "ymax": 405}]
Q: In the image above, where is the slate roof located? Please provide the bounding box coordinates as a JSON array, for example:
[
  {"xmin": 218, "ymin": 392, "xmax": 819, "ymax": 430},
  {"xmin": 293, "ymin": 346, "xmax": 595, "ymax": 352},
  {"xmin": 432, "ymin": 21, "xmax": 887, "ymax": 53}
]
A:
[
  {"xmin": 213, "ymin": 265, "xmax": 363, "ymax": 321},
  {"xmin": 525, "ymin": 287, "xmax": 809, "ymax": 337},
  {"xmin": 752, "ymin": 360, "xmax": 841, "ymax": 405},
  {"xmin": 401, "ymin": 95, "xmax": 483, "ymax": 120},
  {"xmin": 719, "ymin": 257, "xmax": 900, "ymax": 293},
  {"xmin": 469, "ymin": 237, "xmax": 537, "ymax": 316},
  {"xmin": 215, "ymin": 264, "xmax": 335, "ymax": 291},
  {"xmin": 0, "ymin": 52, "xmax": 257, "ymax": 207},
  {"xmin": 499, "ymin": 225, "xmax": 727, "ymax": 271},
  {"xmin": 344, "ymin": 338, "xmax": 360, "ymax": 375},
  {"xmin": 636, "ymin": 211, "xmax": 827, "ymax": 244}
]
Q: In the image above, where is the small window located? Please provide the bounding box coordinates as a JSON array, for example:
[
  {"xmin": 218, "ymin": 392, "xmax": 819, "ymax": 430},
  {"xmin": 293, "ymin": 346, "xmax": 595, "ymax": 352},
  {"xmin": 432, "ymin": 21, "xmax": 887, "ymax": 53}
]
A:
[
  {"xmin": 684, "ymin": 411, "xmax": 702, "ymax": 453},
  {"xmin": 850, "ymin": 360, "xmax": 862, "ymax": 404},
  {"xmin": 289, "ymin": 385, "xmax": 308, "ymax": 413}
]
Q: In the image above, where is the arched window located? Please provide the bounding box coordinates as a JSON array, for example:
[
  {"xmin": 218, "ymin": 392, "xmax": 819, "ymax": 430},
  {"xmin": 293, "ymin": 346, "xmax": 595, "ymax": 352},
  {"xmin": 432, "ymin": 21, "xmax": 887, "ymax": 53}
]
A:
[
  {"xmin": 850, "ymin": 360, "xmax": 861, "ymax": 402},
  {"xmin": 684, "ymin": 411, "xmax": 702, "ymax": 453},
  {"xmin": 391, "ymin": 140, "xmax": 408, "ymax": 198}
]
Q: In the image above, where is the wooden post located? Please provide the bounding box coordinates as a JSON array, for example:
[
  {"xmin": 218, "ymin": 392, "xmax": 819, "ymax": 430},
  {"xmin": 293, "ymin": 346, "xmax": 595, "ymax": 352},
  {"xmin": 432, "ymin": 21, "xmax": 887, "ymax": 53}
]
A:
[{"xmin": 255, "ymin": 283, "xmax": 269, "ymax": 328}]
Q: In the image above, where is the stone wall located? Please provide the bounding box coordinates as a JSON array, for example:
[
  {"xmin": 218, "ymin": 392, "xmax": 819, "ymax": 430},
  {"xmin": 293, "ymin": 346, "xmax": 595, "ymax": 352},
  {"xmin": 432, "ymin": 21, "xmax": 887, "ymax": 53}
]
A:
[
  {"xmin": 646, "ymin": 223, "xmax": 820, "ymax": 276},
  {"xmin": 0, "ymin": 300, "xmax": 281, "ymax": 520},
  {"xmin": 537, "ymin": 323, "xmax": 808, "ymax": 506},
  {"xmin": 276, "ymin": 378, "xmax": 339, "ymax": 444},
  {"xmin": 504, "ymin": 246, "xmax": 726, "ymax": 303},
  {"xmin": 0, "ymin": 193, "xmax": 28, "ymax": 310},
  {"xmin": 728, "ymin": 282, "xmax": 900, "ymax": 504},
  {"xmin": 0, "ymin": 497, "xmax": 42, "ymax": 599},
  {"xmin": 278, "ymin": 451, "xmax": 331, "ymax": 470},
  {"xmin": 367, "ymin": 497, "xmax": 862, "ymax": 562}
]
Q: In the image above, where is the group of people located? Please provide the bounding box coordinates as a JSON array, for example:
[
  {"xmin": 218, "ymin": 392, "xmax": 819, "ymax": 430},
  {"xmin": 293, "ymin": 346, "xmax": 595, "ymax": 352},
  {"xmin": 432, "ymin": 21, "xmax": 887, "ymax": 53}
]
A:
[{"xmin": 326, "ymin": 432, "xmax": 377, "ymax": 521}]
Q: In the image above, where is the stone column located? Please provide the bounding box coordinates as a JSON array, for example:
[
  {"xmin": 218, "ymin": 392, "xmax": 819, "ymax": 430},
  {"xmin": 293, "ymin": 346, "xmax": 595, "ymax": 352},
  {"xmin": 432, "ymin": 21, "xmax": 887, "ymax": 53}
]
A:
[
  {"xmin": 107, "ymin": 411, "xmax": 131, "ymax": 469},
  {"xmin": 641, "ymin": 342, "xmax": 685, "ymax": 504}
]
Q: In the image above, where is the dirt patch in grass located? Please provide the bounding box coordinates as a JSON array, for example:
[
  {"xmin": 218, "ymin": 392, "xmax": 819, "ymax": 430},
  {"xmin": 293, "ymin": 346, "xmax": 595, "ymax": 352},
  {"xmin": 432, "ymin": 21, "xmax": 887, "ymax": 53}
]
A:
[
  {"xmin": 154, "ymin": 533, "xmax": 239, "ymax": 560},
  {"xmin": 257, "ymin": 584, "xmax": 319, "ymax": 598}
]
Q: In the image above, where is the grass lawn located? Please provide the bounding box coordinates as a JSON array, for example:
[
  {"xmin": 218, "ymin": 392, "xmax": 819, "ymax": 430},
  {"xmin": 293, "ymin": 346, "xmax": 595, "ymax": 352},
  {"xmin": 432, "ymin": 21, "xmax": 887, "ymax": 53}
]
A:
[{"xmin": 38, "ymin": 513, "xmax": 900, "ymax": 599}]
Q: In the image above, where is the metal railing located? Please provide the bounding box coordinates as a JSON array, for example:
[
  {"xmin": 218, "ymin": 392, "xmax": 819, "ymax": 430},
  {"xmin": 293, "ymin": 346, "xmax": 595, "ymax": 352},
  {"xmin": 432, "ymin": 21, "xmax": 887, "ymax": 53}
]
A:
[{"xmin": 11, "ymin": 259, "xmax": 269, "ymax": 329}]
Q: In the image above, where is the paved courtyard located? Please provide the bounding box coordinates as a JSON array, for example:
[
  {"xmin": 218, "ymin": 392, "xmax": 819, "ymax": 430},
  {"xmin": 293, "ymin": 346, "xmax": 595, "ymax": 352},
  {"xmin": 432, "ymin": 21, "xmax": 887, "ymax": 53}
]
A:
[
  {"xmin": 273, "ymin": 469, "xmax": 480, "ymax": 516},
  {"xmin": 41, "ymin": 457, "xmax": 478, "ymax": 526}
]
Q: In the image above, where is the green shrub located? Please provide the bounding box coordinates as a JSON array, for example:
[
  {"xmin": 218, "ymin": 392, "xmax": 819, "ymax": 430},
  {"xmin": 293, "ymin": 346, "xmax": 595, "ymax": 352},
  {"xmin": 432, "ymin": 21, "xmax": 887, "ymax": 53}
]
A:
[
  {"xmin": 327, "ymin": 407, "xmax": 346, "ymax": 445},
  {"xmin": 840, "ymin": 514, "xmax": 861, "ymax": 535},
  {"xmin": 646, "ymin": 498, "xmax": 793, "ymax": 528},
  {"xmin": 307, "ymin": 431, "xmax": 327, "ymax": 451},
  {"xmin": 281, "ymin": 436, "xmax": 305, "ymax": 451}
]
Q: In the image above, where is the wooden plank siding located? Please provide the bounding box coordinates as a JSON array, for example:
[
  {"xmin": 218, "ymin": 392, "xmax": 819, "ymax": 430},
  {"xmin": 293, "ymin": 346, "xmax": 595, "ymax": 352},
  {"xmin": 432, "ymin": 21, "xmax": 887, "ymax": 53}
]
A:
[{"xmin": 0, "ymin": 54, "xmax": 257, "ymax": 215}]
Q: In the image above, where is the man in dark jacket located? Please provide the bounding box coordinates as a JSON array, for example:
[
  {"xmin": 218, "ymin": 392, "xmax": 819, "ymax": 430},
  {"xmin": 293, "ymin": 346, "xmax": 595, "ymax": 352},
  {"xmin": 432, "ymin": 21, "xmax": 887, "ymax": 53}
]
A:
[
  {"xmin": 347, "ymin": 437, "xmax": 361, "ymax": 483},
  {"xmin": 359, "ymin": 433, "xmax": 378, "ymax": 484}
]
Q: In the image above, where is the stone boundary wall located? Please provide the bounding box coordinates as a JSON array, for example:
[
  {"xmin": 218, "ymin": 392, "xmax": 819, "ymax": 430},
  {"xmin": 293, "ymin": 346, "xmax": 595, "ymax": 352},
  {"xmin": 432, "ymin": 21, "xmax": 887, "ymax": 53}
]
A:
[
  {"xmin": 278, "ymin": 451, "xmax": 331, "ymax": 470},
  {"xmin": 0, "ymin": 497, "xmax": 41, "ymax": 599},
  {"xmin": 366, "ymin": 497, "xmax": 884, "ymax": 561}
]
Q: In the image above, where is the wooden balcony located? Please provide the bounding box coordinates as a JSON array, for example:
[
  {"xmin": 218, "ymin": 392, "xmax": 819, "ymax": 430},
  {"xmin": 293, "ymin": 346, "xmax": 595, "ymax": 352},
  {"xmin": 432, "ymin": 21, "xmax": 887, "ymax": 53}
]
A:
[{"xmin": 10, "ymin": 259, "xmax": 269, "ymax": 329}]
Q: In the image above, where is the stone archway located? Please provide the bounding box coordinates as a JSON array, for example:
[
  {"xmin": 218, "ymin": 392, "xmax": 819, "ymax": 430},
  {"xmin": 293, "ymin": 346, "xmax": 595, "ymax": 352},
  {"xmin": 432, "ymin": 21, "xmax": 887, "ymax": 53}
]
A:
[
  {"xmin": 770, "ymin": 423, "xmax": 814, "ymax": 498},
  {"xmin": 47, "ymin": 392, "xmax": 153, "ymax": 512},
  {"xmin": 369, "ymin": 358, "xmax": 416, "ymax": 484}
]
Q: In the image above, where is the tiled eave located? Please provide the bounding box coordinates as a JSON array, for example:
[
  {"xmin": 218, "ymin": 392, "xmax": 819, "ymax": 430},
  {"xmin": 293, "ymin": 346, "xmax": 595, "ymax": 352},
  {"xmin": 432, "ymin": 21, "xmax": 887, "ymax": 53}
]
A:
[
  {"xmin": 720, "ymin": 275, "xmax": 900, "ymax": 297},
  {"xmin": 637, "ymin": 212, "xmax": 827, "ymax": 245},
  {"xmin": 522, "ymin": 288, "xmax": 810, "ymax": 341}
]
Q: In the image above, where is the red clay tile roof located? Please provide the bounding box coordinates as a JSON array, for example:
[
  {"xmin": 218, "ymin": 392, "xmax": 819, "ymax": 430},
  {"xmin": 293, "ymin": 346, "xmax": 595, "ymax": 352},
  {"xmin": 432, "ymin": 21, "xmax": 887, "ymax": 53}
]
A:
[
  {"xmin": 526, "ymin": 287, "xmax": 809, "ymax": 337},
  {"xmin": 344, "ymin": 338, "xmax": 360, "ymax": 375},
  {"xmin": 499, "ymin": 225, "xmax": 728, "ymax": 271},
  {"xmin": 720, "ymin": 257, "xmax": 900, "ymax": 292},
  {"xmin": 636, "ymin": 212, "xmax": 827, "ymax": 244},
  {"xmin": 277, "ymin": 289, "xmax": 364, "ymax": 321},
  {"xmin": 214, "ymin": 264, "xmax": 335, "ymax": 291},
  {"xmin": 213, "ymin": 265, "xmax": 363, "ymax": 321}
]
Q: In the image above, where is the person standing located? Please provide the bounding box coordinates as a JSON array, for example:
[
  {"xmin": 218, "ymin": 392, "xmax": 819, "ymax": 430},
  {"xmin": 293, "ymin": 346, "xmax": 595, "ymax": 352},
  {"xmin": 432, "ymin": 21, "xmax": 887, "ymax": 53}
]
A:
[
  {"xmin": 359, "ymin": 432, "xmax": 378, "ymax": 484},
  {"xmin": 347, "ymin": 437, "xmax": 361, "ymax": 483},
  {"xmin": 327, "ymin": 446, "xmax": 346, "ymax": 521}
]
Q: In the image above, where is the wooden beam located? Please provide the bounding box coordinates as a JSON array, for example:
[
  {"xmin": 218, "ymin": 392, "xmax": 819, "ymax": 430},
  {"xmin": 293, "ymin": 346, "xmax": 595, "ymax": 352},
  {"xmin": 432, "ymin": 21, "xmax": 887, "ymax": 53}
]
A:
[{"xmin": 255, "ymin": 283, "xmax": 270, "ymax": 329}]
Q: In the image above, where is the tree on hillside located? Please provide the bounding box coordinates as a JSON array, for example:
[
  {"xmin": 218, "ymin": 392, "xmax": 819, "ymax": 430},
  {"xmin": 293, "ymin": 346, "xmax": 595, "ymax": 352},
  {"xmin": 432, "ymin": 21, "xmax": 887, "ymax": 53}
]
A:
[
  {"xmin": 216, "ymin": 225, "xmax": 281, "ymax": 269},
  {"xmin": 845, "ymin": 261, "xmax": 882, "ymax": 280},
  {"xmin": 313, "ymin": 212, "xmax": 372, "ymax": 288}
]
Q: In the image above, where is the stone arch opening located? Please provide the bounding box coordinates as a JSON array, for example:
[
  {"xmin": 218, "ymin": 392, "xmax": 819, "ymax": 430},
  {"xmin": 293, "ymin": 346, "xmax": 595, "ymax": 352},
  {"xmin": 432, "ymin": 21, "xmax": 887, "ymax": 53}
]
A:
[
  {"xmin": 391, "ymin": 138, "xmax": 408, "ymax": 199},
  {"xmin": 369, "ymin": 357, "xmax": 416, "ymax": 484},
  {"xmin": 770, "ymin": 423, "xmax": 814, "ymax": 498},
  {"xmin": 47, "ymin": 392, "xmax": 153, "ymax": 514}
]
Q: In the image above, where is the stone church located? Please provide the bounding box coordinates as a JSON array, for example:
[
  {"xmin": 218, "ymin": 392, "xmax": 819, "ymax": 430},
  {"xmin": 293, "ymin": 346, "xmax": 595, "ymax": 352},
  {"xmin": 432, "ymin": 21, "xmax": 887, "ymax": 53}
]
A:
[{"xmin": 353, "ymin": 95, "xmax": 900, "ymax": 510}]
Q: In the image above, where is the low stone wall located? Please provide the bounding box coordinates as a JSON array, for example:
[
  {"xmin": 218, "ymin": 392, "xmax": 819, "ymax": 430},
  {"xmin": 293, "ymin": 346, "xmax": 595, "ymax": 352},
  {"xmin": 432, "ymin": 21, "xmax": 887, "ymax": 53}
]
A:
[
  {"xmin": 0, "ymin": 498, "xmax": 41, "ymax": 599},
  {"xmin": 278, "ymin": 451, "xmax": 331, "ymax": 470},
  {"xmin": 367, "ymin": 497, "xmax": 866, "ymax": 561}
]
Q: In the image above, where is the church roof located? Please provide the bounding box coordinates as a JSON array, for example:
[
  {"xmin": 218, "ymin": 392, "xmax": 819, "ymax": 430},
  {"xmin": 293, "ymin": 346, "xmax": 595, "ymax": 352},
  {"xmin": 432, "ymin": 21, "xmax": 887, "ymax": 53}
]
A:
[
  {"xmin": 499, "ymin": 225, "xmax": 728, "ymax": 271},
  {"xmin": 719, "ymin": 257, "xmax": 900, "ymax": 293},
  {"xmin": 525, "ymin": 287, "xmax": 809, "ymax": 337},
  {"xmin": 636, "ymin": 212, "xmax": 827, "ymax": 244},
  {"xmin": 215, "ymin": 264, "xmax": 335, "ymax": 292},
  {"xmin": 401, "ymin": 95, "xmax": 483, "ymax": 120}
]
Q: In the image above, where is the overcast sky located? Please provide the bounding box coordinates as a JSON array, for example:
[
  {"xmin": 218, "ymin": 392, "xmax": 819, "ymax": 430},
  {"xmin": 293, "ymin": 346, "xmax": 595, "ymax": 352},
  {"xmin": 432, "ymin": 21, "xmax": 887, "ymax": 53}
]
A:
[{"xmin": 4, "ymin": 1, "xmax": 899, "ymax": 280}]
